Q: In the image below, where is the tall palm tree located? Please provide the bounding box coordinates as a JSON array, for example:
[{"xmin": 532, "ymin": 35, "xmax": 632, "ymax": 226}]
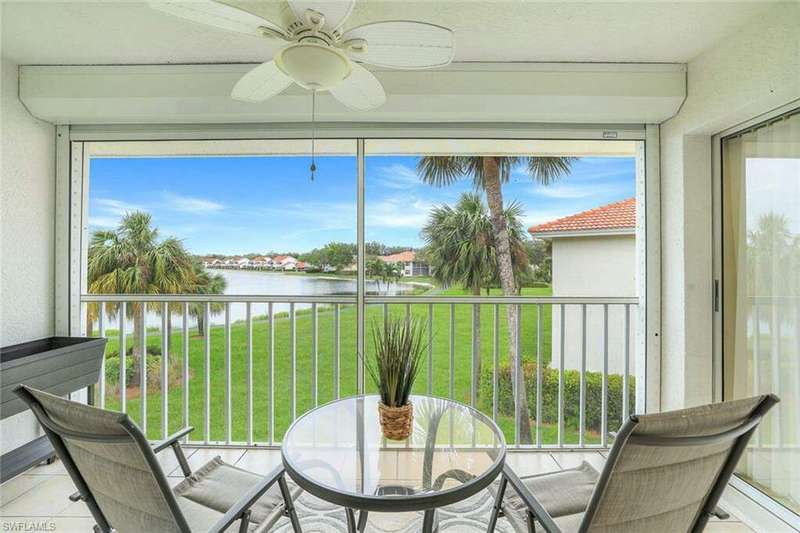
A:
[
  {"xmin": 422, "ymin": 192, "xmax": 529, "ymax": 399},
  {"xmin": 417, "ymin": 155, "xmax": 574, "ymax": 443},
  {"xmin": 88, "ymin": 212, "xmax": 197, "ymax": 378}
]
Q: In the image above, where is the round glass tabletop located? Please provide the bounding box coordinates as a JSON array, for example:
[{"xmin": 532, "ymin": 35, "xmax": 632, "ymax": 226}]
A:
[{"xmin": 281, "ymin": 395, "xmax": 506, "ymax": 512}]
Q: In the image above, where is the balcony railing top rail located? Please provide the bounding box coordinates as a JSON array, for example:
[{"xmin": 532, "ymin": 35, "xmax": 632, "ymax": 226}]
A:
[{"xmin": 81, "ymin": 294, "xmax": 639, "ymax": 305}]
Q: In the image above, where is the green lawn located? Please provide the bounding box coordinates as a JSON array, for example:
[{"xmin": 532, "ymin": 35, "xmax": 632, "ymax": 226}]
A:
[{"xmin": 96, "ymin": 286, "xmax": 600, "ymax": 445}]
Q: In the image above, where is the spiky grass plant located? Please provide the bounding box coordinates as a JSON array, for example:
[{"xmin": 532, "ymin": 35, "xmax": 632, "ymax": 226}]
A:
[{"xmin": 365, "ymin": 316, "xmax": 427, "ymax": 407}]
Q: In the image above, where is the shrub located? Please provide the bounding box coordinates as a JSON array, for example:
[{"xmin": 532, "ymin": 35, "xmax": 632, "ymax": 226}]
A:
[
  {"xmin": 479, "ymin": 362, "xmax": 635, "ymax": 433},
  {"xmin": 104, "ymin": 352, "xmax": 182, "ymax": 390}
]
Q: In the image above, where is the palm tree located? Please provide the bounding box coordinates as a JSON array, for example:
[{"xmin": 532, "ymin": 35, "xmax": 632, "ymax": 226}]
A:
[
  {"xmin": 189, "ymin": 259, "xmax": 227, "ymax": 337},
  {"xmin": 88, "ymin": 212, "xmax": 197, "ymax": 379},
  {"xmin": 422, "ymin": 192, "xmax": 529, "ymax": 400},
  {"xmin": 417, "ymin": 155, "xmax": 575, "ymax": 443}
]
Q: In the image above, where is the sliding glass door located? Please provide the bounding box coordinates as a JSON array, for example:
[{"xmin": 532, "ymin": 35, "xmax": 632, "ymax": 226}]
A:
[{"xmin": 721, "ymin": 110, "xmax": 799, "ymax": 514}]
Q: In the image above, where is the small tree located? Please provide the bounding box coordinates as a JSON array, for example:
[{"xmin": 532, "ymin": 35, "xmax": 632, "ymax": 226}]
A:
[{"xmin": 422, "ymin": 192, "xmax": 529, "ymax": 397}]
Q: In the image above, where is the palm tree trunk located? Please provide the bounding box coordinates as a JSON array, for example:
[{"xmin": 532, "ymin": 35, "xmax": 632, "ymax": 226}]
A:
[
  {"xmin": 195, "ymin": 306, "xmax": 205, "ymax": 338},
  {"xmin": 482, "ymin": 157, "xmax": 533, "ymax": 444},
  {"xmin": 472, "ymin": 286, "xmax": 481, "ymax": 402}
]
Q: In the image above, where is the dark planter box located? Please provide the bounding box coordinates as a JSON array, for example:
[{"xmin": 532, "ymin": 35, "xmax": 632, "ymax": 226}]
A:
[{"xmin": 1, "ymin": 336, "xmax": 107, "ymax": 420}]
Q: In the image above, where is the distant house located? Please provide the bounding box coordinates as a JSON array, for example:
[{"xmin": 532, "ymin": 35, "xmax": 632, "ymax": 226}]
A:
[
  {"xmin": 235, "ymin": 257, "xmax": 250, "ymax": 269},
  {"xmin": 528, "ymin": 198, "xmax": 636, "ymax": 375},
  {"xmin": 378, "ymin": 250, "xmax": 429, "ymax": 277},
  {"xmin": 295, "ymin": 261, "xmax": 308, "ymax": 271},
  {"xmin": 250, "ymin": 255, "xmax": 269, "ymax": 268},
  {"xmin": 273, "ymin": 255, "xmax": 298, "ymax": 269}
]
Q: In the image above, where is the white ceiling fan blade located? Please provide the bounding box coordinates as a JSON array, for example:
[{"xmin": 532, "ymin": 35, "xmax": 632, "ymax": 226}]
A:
[
  {"xmin": 342, "ymin": 21, "xmax": 454, "ymax": 69},
  {"xmin": 288, "ymin": 0, "xmax": 354, "ymax": 32},
  {"xmin": 231, "ymin": 61, "xmax": 294, "ymax": 102},
  {"xmin": 329, "ymin": 63, "xmax": 386, "ymax": 111},
  {"xmin": 149, "ymin": 0, "xmax": 284, "ymax": 38}
]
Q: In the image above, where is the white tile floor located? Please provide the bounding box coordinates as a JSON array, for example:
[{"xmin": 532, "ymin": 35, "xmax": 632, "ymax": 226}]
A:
[{"xmin": 0, "ymin": 449, "xmax": 756, "ymax": 532}]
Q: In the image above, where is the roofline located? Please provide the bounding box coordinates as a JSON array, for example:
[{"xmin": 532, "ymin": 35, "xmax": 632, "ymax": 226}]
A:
[{"xmin": 530, "ymin": 227, "xmax": 635, "ymax": 239}]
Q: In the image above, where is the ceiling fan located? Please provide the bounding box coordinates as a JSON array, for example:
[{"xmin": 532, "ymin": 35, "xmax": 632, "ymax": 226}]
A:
[{"xmin": 149, "ymin": 0, "xmax": 455, "ymax": 111}]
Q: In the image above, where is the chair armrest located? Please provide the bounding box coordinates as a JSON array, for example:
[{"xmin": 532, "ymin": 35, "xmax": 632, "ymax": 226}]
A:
[
  {"xmin": 152, "ymin": 426, "xmax": 195, "ymax": 453},
  {"xmin": 206, "ymin": 466, "xmax": 284, "ymax": 533},
  {"xmin": 502, "ymin": 464, "xmax": 562, "ymax": 533}
]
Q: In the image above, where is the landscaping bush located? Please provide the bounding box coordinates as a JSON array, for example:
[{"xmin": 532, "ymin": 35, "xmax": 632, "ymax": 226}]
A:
[
  {"xmin": 479, "ymin": 362, "xmax": 635, "ymax": 433},
  {"xmin": 104, "ymin": 353, "xmax": 181, "ymax": 390}
]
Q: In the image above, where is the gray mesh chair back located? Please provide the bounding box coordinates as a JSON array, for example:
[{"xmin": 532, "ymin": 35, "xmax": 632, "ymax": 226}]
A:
[
  {"xmin": 580, "ymin": 394, "xmax": 778, "ymax": 532},
  {"xmin": 15, "ymin": 385, "xmax": 191, "ymax": 533}
]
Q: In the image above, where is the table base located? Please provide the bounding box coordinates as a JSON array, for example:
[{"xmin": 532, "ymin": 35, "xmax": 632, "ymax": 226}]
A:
[{"xmin": 345, "ymin": 508, "xmax": 438, "ymax": 533}]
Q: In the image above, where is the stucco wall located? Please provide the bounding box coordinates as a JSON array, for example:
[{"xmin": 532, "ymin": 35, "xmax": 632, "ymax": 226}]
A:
[
  {"xmin": 0, "ymin": 57, "xmax": 55, "ymax": 454},
  {"xmin": 550, "ymin": 235, "xmax": 636, "ymax": 375},
  {"xmin": 659, "ymin": 2, "xmax": 800, "ymax": 410}
]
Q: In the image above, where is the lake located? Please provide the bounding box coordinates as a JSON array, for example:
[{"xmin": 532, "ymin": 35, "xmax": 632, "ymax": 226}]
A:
[{"xmin": 97, "ymin": 269, "xmax": 423, "ymax": 330}]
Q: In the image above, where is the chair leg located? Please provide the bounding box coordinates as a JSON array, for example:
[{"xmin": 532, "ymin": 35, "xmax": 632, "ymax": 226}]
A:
[
  {"xmin": 278, "ymin": 476, "xmax": 302, "ymax": 533},
  {"xmin": 238, "ymin": 510, "xmax": 251, "ymax": 533},
  {"xmin": 487, "ymin": 475, "xmax": 508, "ymax": 533},
  {"xmin": 526, "ymin": 512, "xmax": 536, "ymax": 533},
  {"xmin": 712, "ymin": 506, "xmax": 730, "ymax": 520}
]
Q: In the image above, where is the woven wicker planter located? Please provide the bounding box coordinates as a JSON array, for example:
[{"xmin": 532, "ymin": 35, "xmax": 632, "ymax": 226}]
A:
[{"xmin": 378, "ymin": 401, "xmax": 414, "ymax": 440}]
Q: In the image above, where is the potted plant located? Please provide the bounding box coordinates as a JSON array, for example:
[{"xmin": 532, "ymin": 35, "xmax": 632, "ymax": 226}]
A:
[{"xmin": 365, "ymin": 316, "xmax": 426, "ymax": 440}]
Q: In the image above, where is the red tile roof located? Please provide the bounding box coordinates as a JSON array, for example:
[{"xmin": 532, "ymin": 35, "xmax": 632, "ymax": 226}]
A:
[
  {"xmin": 528, "ymin": 198, "xmax": 636, "ymax": 236},
  {"xmin": 379, "ymin": 251, "xmax": 416, "ymax": 263}
]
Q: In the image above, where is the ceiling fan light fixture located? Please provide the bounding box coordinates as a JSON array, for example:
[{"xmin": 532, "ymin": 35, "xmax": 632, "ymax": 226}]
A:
[{"xmin": 275, "ymin": 42, "xmax": 352, "ymax": 90}]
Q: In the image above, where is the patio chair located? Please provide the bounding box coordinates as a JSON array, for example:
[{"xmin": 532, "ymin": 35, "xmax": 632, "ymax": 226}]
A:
[
  {"xmin": 14, "ymin": 385, "xmax": 303, "ymax": 533},
  {"xmin": 487, "ymin": 394, "xmax": 779, "ymax": 533}
]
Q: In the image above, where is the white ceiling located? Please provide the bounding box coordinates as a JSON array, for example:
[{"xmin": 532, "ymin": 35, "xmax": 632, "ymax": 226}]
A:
[{"xmin": 1, "ymin": 1, "xmax": 779, "ymax": 66}]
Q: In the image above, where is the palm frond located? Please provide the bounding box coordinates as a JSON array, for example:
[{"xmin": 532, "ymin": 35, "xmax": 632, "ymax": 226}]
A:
[{"xmin": 525, "ymin": 156, "xmax": 576, "ymax": 185}]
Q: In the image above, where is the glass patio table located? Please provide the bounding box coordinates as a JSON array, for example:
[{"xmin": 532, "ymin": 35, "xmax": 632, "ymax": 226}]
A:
[{"xmin": 282, "ymin": 395, "xmax": 506, "ymax": 533}]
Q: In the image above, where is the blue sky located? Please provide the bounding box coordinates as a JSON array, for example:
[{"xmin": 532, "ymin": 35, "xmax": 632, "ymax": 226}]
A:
[{"xmin": 88, "ymin": 155, "xmax": 635, "ymax": 255}]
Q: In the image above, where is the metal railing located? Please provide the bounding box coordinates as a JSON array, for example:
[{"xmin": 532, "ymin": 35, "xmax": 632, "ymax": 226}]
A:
[{"xmin": 81, "ymin": 293, "xmax": 638, "ymax": 449}]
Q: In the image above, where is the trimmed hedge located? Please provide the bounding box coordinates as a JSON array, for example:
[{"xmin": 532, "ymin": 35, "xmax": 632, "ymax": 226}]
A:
[{"xmin": 479, "ymin": 362, "xmax": 635, "ymax": 432}]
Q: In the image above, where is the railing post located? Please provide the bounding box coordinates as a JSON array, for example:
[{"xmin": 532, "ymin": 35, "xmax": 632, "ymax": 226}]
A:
[
  {"xmin": 536, "ymin": 303, "xmax": 543, "ymax": 448},
  {"xmin": 579, "ymin": 303, "xmax": 586, "ymax": 447},
  {"xmin": 290, "ymin": 302, "xmax": 296, "ymax": 421},
  {"xmin": 161, "ymin": 301, "xmax": 169, "ymax": 440},
  {"xmin": 427, "ymin": 304, "xmax": 433, "ymax": 396},
  {"xmin": 558, "ymin": 304, "xmax": 565, "ymax": 448},
  {"xmin": 246, "ymin": 302, "xmax": 253, "ymax": 446},
  {"xmin": 312, "ymin": 303, "xmax": 318, "ymax": 408},
  {"xmin": 120, "ymin": 302, "xmax": 127, "ymax": 414},
  {"xmin": 224, "ymin": 302, "xmax": 232, "ymax": 444},
  {"xmin": 602, "ymin": 304, "xmax": 609, "ymax": 447},
  {"xmin": 493, "ymin": 304, "xmax": 499, "ymax": 423},
  {"xmin": 140, "ymin": 303, "xmax": 147, "ymax": 436},
  {"xmin": 98, "ymin": 302, "xmax": 106, "ymax": 409},
  {"xmin": 268, "ymin": 302, "xmax": 275, "ymax": 445},
  {"xmin": 623, "ymin": 304, "xmax": 630, "ymax": 422},
  {"xmin": 182, "ymin": 302, "xmax": 189, "ymax": 433},
  {"xmin": 334, "ymin": 303, "xmax": 340, "ymax": 400},
  {"xmin": 204, "ymin": 301, "xmax": 211, "ymax": 444},
  {"xmin": 449, "ymin": 303, "xmax": 455, "ymax": 400}
]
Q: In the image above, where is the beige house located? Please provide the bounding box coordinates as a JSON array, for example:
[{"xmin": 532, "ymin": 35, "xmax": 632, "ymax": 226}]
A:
[
  {"xmin": 529, "ymin": 198, "xmax": 637, "ymax": 376},
  {"xmin": 378, "ymin": 250, "xmax": 430, "ymax": 277}
]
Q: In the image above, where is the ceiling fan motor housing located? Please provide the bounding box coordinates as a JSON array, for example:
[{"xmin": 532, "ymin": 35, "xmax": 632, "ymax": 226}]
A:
[{"xmin": 275, "ymin": 41, "xmax": 352, "ymax": 90}]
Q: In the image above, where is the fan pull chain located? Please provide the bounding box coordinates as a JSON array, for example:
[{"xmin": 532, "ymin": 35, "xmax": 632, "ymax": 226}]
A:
[{"xmin": 310, "ymin": 89, "xmax": 317, "ymax": 182}]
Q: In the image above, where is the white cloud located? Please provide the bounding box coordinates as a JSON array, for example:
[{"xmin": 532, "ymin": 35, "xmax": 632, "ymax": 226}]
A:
[
  {"xmin": 375, "ymin": 163, "xmax": 421, "ymax": 189},
  {"xmin": 162, "ymin": 192, "xmax": 225, "ymax": 213},
  {"xmin": 367, "ymin": 197, "xmax": 433, "ymax": 228},
  {"xmin": 93, "ymin": 197, "xmax": 143, "ymax": 216}
]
